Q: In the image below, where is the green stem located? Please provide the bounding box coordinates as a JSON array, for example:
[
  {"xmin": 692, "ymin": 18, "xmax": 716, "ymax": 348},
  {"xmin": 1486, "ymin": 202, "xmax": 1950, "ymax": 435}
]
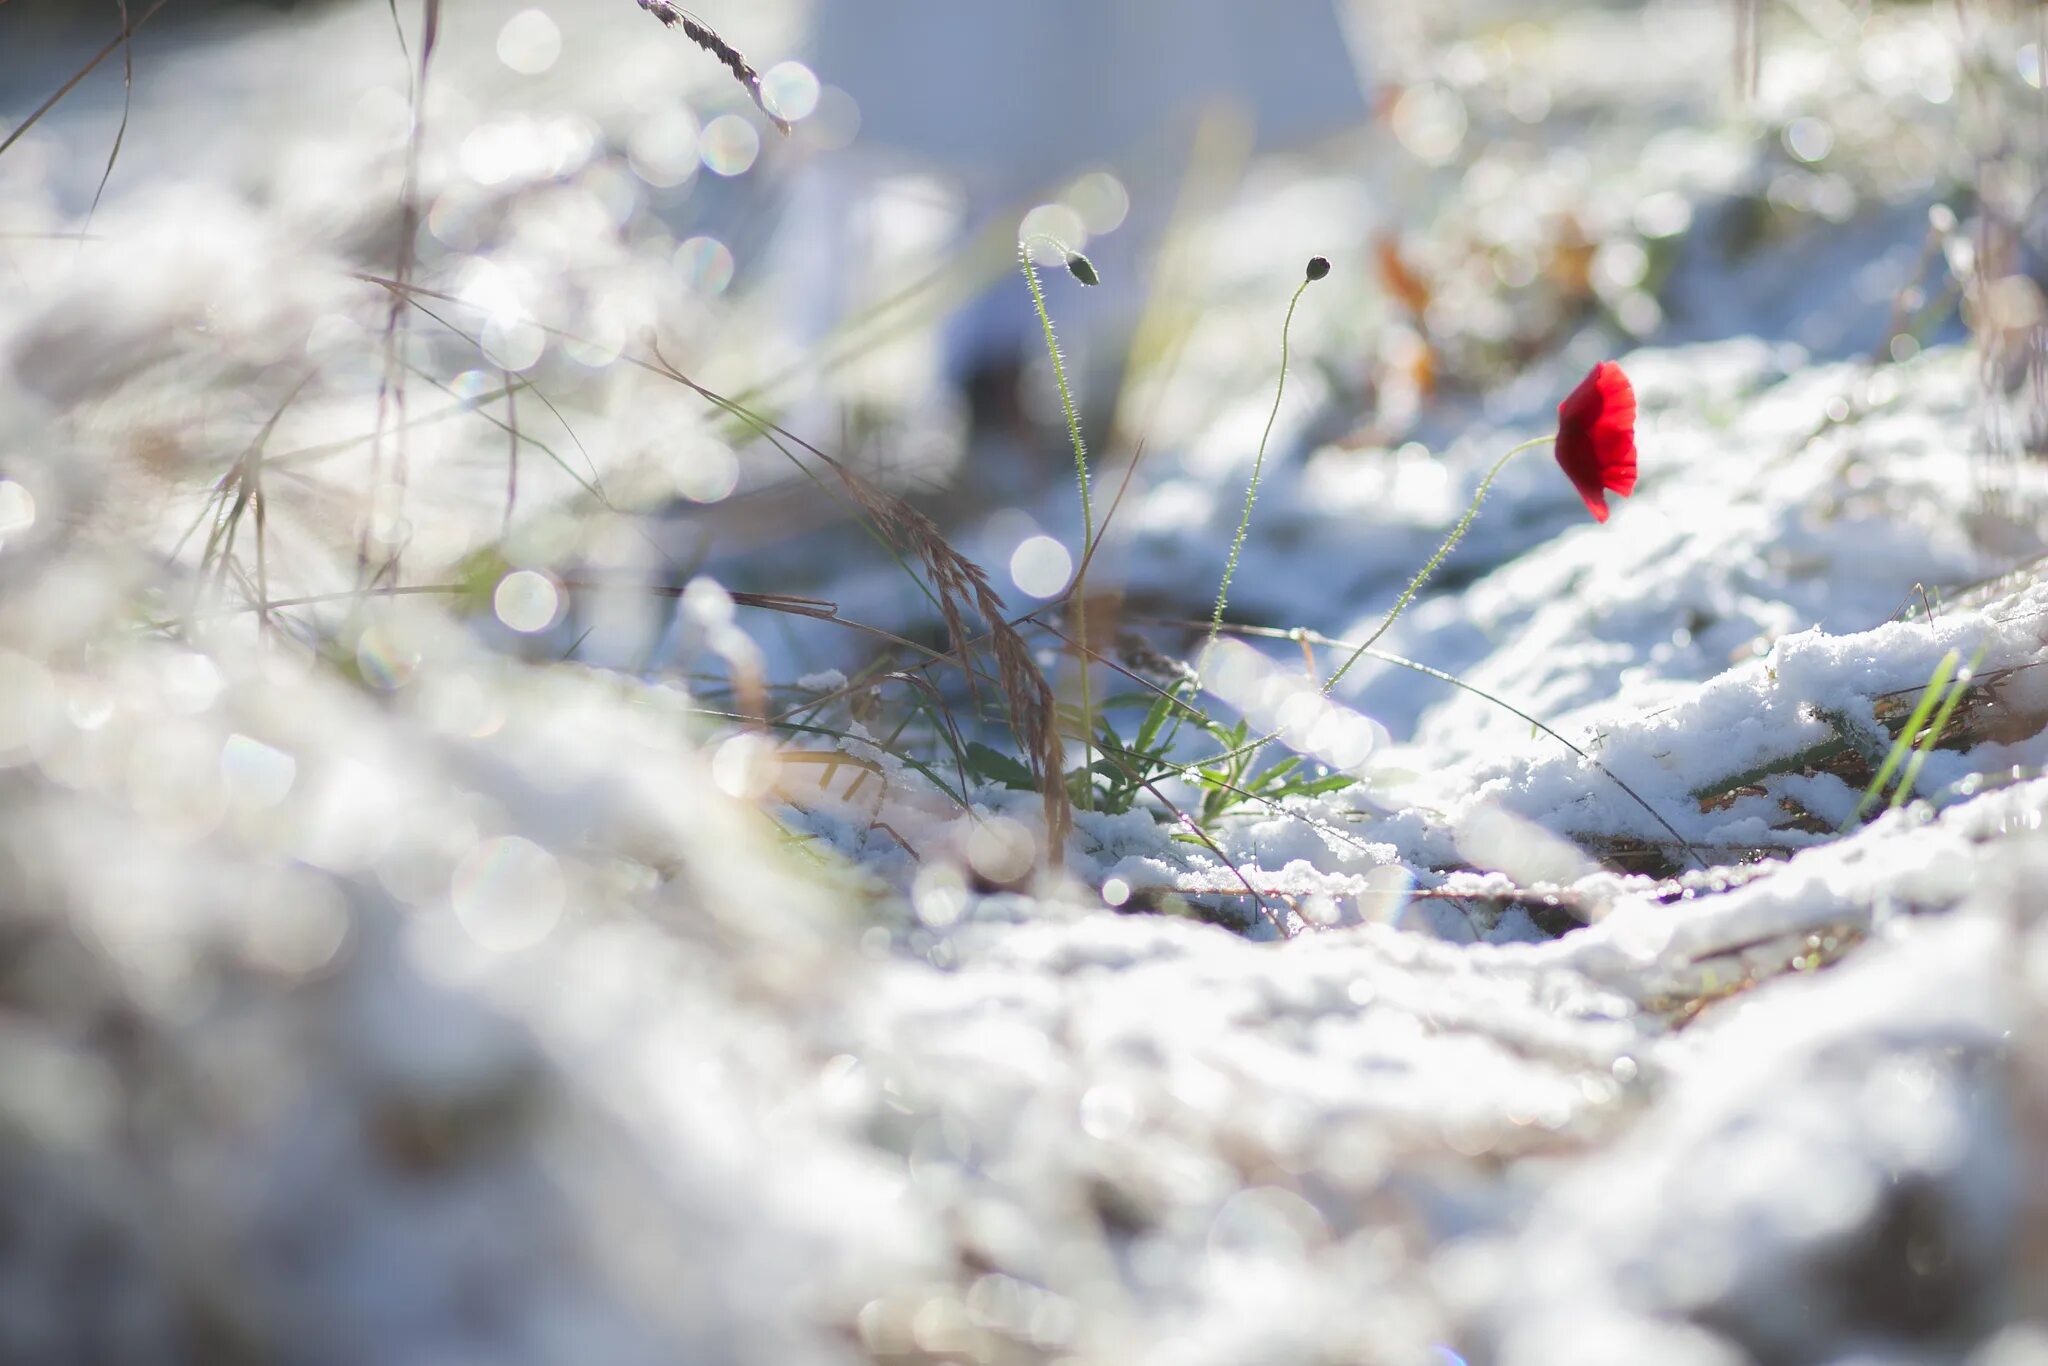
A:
[
  {"xmin": 1185, "ymin": 433, "xmax": 1556, "ymax": 781},
  {"xmin": 1204, "ymin": 276, "xmax": 1312, "ymax": 672},
  {"xmin": 1020, "ymin": 235, "xmax": 1095, "ymax": 810},
  {"xmin": 1322, "ymin": 435, "xmax": 1554, "ymax": 695}
]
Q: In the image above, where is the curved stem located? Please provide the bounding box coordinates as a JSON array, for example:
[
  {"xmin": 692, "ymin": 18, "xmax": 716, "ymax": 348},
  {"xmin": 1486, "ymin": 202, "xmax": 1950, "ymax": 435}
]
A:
[
  {"xmin": 1183, "ymin": 433, "xmax": 1557, "ymax": 781},
  {"xmin": 1019, "ymin": 237, "xmax": 1094, "ymax": 541},
  {"xmin": 1020, "ymin": 235, "xmax": 1095, "ymax": 809},
  {"xmin": 1203, "ymin": 276, "xmax": 1313, "ymax": 672},
  {"xmin": 1322, "ymin": 435, "xmax": 1554, "ymax": 695}
]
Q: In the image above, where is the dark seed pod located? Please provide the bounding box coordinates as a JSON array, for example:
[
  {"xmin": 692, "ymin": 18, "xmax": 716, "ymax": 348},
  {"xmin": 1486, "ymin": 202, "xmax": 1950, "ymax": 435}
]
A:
[
  {"xmin": 1305, "ymin": 256, "xmax": 1331, "ymax": 282},
  {"xmin": 1065, "ymin": 252, "xmax": 1101, "ymax": 287}
]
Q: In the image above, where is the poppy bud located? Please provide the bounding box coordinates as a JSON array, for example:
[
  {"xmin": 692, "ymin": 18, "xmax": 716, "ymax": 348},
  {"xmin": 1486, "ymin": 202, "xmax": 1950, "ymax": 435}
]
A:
[
  {"xmin": 1065, "ymin": 252, "xmax": 1100, "ymax": 286},
  {"xmin": 1305, "ymin": 256, "xmax": 1331, "ymax": 282}
]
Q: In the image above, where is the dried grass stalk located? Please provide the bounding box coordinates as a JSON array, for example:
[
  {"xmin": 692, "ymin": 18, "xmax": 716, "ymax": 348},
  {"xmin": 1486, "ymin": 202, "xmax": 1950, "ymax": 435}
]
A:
[
  {"xmin": 622, "ymin": 340, "xmax": 1072, "ymax": 861},
  {"xmin": 830, "ymin": 467, "xmax": 1073, "ymax": 860},
  {"xmin": 632, "ymin": 2, "xmax": 792, "ymax": 135}
]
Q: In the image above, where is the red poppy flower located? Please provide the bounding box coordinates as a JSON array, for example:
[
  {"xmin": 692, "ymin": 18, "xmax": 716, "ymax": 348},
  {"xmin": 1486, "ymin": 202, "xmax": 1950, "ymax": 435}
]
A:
[{"xmin": 1555, "ymin": 361, "xmax": 1638, "ymax": 523}]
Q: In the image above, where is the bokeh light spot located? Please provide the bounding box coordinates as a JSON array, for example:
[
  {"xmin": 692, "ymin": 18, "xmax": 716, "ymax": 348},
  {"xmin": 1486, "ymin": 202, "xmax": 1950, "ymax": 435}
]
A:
[
  {"xmin": 1020, "ymin": 203, "xmax": 1087, "ymax": 260},
  {"xmin": 914, "ymin": 865, "xmax": 968, "ymax": 929},
  {"xmin": 966, "ymin": 817, "xmax": 1035, "ymax": 885},
  {"xmin": 1356, "ymin": 865, "xmax": 1414, "ymax": 927},
  {"xmin": 160, "ymin": 652, "xmax": 224, "ymax": 715},
  {"xmin": 1784, "ymin": 117, "xmax": 1834, "ymax": 163},
  {"xmin": 494, "ymin": 570, "xmax": 562, "ymax": 634},
  {"xmin": 1593, "ymin": 239, "xmax": 1649, "ymax": 292},
  {"xmin": 1064, "ymin": 171, "xmax": 1129, "ymax": 235},
  {"xmin": 801, "ymin": 84, "xmax": 861, "ymax": 150},
  {"xmin": 355, "ymin": 623, "xmax": 420, "ymax": 691},
  {"xmin": 1615, "ymin": 290, "xmax": 1663, "ymax": 336},
  {"xmin": 675, "ymin": 235, "xmax": 736, "ymax": 294},
  {"xmin": 562, "ymin": 320, "xmax": 625, "ymax": 369},
  {"xmin": 1390, "ymin": 84, "xmax": 1467, "ymax": 165},
  {"xmin": 761, "ymin": 61, "xmax": 822, "ymax": 122},
  {"xmin": 1009, "ymin": 535, "xmax": 1072, "ymax": 600},
  {"xmin": 450, "ymin": 369, "xmax": 496, "ymax": 403},
  {"xmin": 711, "ymin": 733, "xmax": 779, "ymax": 800},
  {"xmin": 451, "ymin": 835, "xmax": 565, "ymax": 952},
  {"xmin": 460, "ymin": 118, "xmax": 548, "ymax": 187},
  {"xmin": 675, "ymin": 439, "xmax": 740, "ymax": 503},
  {"xmin": 699, "ymin": 114, "xmax": 761, "ymax": 176},
  {"xmin": 481, "ymin": 316, "xmax": 546, "ymax": 372},
  {"xmin": 241, "ymin": 876, "xmax": 350, "ymax": 977},
  {"xmin": 497, "ymin": 8, "xmax": 561, "ymax": 76},
  {"xmin": 628, "ymin": 105, "xmax": 700, "ymax": 188},
  {"xmin": 1632, "ymin": 190, "xmax": 1694, "ymax": 239},
  {"xmin": 220, "ymin": 733, "xmax": 297, "ymax": 808}
]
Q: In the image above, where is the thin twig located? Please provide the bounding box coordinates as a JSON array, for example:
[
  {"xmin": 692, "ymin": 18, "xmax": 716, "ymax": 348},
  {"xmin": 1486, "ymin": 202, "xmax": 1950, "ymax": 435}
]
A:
[
  {"xmin": 81, "ymin": 0, "xmax": 135, "ymax": 238},
  {"xmin": 1141, "ymin": 615, "xmax": 1711, "ymax": 872},
  {"xmin": 1138, "ymin": 776, "xmax": 1289, "ymax": 937},
  {"xmin": 362, "ymin": 0, "xmax": 440, "ymax": 588},
  {"xmin": 0, "ymin": 0, "xmax": 172, "ymax": 162},
  {"xmin": 501, "ymin": 369, "xmax": 519, "ymax": 537}
]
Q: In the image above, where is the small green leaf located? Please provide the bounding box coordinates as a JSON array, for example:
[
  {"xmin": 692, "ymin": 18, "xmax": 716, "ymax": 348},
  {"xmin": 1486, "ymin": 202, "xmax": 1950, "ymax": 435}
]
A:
[
  {"xmin": 1132, "ymin": 690, "xmax": 1180, "ymax": 755},
  {"xmin": 1272, "ymin": 773, "xmax": 1359, "ymax": 800},
  {"xmin": 1248, "ymin": 756, "xmax": 1303, "ymax": 791},
  {"xmin": 965, "ymin": 741, "xmax": 1038, "ymax": 791}
]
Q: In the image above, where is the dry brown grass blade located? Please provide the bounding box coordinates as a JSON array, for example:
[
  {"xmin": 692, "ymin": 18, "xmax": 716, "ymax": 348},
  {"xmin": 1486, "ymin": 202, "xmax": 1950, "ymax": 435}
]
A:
[
  {"xmin": 189, "ymin": 371, "xmax": 317, "ymax": 625},
  {"xmin": 82, "ymin": 0, "xmax": 136, "ymax": 236},
  {"xmin": 631, "ymin": 347, "xmax": 1072, "ymax": 860},
  {"xmin": 1136, "ymin": 776, "xmax": 1287, "ymax": 937},
  {"xmin": 363, "ymin": 0, "xmax": 441, "ymax": 588},
  {"xmin": 829, "ymin": 466, "xmax": 1072, "ymax": 859},
  {"xmin": 0, "ymin": 0, "xmax": 171, "ymax": 162},
  {"xmin": 502, "ymin": 368, "xmax": 519, "ymax": 537},
  {"xmin": 343, "ymin": 268, "xmax": 1071, "ymax": 856}
]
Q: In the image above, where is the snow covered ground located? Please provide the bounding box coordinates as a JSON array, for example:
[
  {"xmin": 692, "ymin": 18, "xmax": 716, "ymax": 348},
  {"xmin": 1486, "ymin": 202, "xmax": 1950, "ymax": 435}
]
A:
[{"xmin": 4, "ymin": 0, "xmax": 2048, "ymax": 1362}]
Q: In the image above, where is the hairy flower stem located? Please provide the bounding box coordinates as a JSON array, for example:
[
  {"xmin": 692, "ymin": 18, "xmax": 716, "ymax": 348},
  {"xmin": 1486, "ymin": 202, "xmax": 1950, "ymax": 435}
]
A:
[
  {"xmin": 1322, "ymin": 435, "xmax": 1554, "ymax": 694},
  {"xmin": 1202, "ymin": 275, "xmax": 1314, "ymax": 673},
  {"xmin": 1193, "ymin": 433, "xmax": 1558, "ymax": 777},
  {"xmin": 1020, "ymin": 236, "xmax": 1095, "ymax": 811}
]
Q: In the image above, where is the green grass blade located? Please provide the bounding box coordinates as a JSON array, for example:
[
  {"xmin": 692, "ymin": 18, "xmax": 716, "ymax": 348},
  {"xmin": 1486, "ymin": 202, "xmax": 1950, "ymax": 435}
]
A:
[
  {"xmin": 1842, "ymin": 648, "xmax": 1957, "ymax": 830},
  {"xmin": 1888, "ymin": 646, "xmax": 1983, "ymax": 812}
]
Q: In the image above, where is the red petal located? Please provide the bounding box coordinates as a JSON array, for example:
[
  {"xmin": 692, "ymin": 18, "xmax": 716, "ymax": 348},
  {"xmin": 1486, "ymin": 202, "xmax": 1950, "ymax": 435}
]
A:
[{"xmin": 1555, "ymin": 362, "xmax": 1638, "ymax": 521}]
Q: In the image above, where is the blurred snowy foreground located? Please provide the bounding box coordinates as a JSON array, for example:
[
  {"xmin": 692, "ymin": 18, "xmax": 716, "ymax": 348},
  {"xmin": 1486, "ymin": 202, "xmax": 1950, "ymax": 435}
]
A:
[{"xmin": 3, "ymin": 1, "xmax": 2048, "ymax": 1364}]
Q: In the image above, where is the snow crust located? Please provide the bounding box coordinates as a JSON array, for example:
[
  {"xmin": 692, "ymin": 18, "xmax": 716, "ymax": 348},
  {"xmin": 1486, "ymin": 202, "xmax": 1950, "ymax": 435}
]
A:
[{"xmin": 4, "ymin": 1, "xmax": 2047, "ymax": 1363}]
